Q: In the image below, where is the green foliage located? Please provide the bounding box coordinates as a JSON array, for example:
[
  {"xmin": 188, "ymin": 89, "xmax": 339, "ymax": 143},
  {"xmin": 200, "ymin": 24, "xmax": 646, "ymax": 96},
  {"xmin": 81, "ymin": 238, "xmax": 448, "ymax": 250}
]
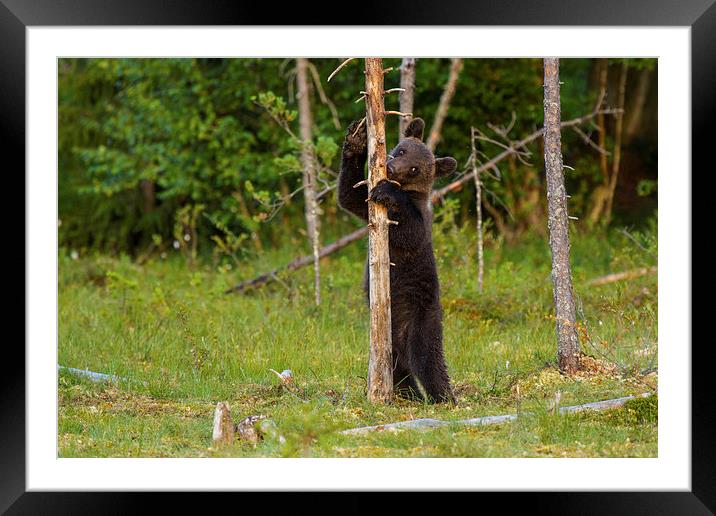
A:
[{"xmin": 59, "ymin": 57, "xmax": 658, "ymax": 255}]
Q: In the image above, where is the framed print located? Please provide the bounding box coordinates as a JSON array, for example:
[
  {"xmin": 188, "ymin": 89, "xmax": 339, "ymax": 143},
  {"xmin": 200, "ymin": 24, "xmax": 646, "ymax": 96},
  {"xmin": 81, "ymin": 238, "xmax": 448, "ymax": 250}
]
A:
[{"xmin": 3, "ymin": 0, "xmax": 711, "ymax": 512}]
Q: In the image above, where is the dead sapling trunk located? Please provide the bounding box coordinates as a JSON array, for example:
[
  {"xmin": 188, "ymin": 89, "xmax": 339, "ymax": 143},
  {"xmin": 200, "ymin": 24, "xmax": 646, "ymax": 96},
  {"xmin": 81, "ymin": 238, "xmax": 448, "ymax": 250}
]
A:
[
  {"xmin": 364, "ymin": 58, "xmax": 394, "ymax": 403},
  {"xmin": 297, "ymin": 58, "xmax": 321, "ymax": 305},
  {"xmin": 426, "ymin": 58, "xmax": 463, "ymax": 152},
  {"xmin": 398, "ymin": 58, "xmax": 416, "ymax": 141},
  {"xmin": 470, "ymin": 127, "xmax": 484, "ymax": 292},
  {"xmin": 543, "ymin": 58, "xmax": 581, "ymax": 374},
  {"xmin": 588, "ymin": 58, "xmax": 610, "ymax": 225},
  {"xmin": 604, "ymin": 60, "xmax": 628, "ymax": 226}
]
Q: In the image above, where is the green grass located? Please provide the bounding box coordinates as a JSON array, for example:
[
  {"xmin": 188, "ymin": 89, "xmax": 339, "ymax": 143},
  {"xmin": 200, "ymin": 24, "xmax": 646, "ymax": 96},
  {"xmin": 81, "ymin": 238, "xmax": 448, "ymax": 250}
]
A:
[{"xmin": 58, "ymin": 215, "xmax": 658, "ymax": 457}]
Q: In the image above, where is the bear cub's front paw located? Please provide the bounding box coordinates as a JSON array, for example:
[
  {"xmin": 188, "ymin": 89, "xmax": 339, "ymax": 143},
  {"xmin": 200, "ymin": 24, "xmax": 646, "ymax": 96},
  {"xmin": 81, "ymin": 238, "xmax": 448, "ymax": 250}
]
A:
[
  {"xmin": 369, "ymin": 180, "xmax": 400, "ymax": 210},
  {"xmin": 343, "ymin": 119, "xmax": 368, "ymax": 157}
]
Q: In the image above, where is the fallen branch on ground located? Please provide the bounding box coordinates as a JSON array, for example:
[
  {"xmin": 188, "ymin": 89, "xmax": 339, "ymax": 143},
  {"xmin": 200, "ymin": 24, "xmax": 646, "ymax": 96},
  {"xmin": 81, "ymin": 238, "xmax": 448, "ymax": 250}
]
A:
[
  {"xmin": 340, "ymin": 393, "xmax": 652, "ymax": 435},
  {"xmin": 224, "ymin": 228, "xmax": 368, "ymax": 293},
  {"xmin": 586, "ymin": 266, "xmax": 657, "ymax": 286},
  {"xmin": 58, "ymin": 364, "xmax": 148, "ymax": 386}
]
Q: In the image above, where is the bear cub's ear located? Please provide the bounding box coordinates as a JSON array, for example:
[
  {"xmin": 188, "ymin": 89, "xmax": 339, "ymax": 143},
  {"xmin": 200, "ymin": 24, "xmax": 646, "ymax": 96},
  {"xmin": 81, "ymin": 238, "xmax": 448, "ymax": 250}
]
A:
[
  {"xmin": 403, "ymin": 117, "xmax": 425, "ymax": 141},
  {"xmin": 435, "ymin": 156, "xmax": 458, "ymax": 178}
]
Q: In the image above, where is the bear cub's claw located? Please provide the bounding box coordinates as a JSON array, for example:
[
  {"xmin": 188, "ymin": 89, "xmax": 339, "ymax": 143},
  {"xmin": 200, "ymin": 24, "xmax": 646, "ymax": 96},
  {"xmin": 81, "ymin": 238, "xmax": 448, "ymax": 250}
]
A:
[
  {"xmin": 343, "ymin": 119, "xmax": 368, "ymax": 157},
  {"xmin": 369, "ymin": 179, "xmax": 400, "ymax": 209}
]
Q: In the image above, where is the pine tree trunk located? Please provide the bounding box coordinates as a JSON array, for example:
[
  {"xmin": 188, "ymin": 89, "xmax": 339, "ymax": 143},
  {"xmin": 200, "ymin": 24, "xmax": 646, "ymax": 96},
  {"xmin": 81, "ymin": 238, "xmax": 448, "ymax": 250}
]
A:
[
  {"xmin": 399, "ymin": 58, "xmax": 416, "ymax": 141},
  {"xmin": 543, "ymin": 58, "xmax": 580, "ymax": 375},
  {"xmin": 364, "ymin": 58, "xmax": 393, "ymax": 403},
  {"xmin": 296, "ymin": 58, "xmax": 321, "ymax": 306},
  {"xmin": 426, "ymin": 58, "xmax": 463, "ymax": 152}
]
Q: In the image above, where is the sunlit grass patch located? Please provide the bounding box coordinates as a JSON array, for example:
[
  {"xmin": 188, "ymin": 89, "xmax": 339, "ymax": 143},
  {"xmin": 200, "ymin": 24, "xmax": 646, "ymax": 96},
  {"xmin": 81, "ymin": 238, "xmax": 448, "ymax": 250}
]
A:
[{"xmin": 58, "ymin": 226, "xmax": 657, "ymax": 457}]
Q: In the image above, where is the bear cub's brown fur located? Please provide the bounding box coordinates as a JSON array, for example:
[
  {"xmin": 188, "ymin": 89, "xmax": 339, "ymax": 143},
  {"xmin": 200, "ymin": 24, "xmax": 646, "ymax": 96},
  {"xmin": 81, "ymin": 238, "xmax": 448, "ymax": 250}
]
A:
[{"xmin": 338, "ymin": 117, "xmax": 457, "ymax": 403}]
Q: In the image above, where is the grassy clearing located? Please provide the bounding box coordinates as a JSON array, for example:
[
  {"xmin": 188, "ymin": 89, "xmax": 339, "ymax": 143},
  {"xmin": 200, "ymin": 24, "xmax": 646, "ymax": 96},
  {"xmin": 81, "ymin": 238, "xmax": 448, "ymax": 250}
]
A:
[{"xmin": 58, "ymin": 213, "xmax": 658, "ymax": 457}]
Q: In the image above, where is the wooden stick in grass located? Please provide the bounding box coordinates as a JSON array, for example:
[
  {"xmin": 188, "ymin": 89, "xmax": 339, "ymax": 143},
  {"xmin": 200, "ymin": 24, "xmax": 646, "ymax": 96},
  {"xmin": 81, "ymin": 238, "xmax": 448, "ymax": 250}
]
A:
[
  {"xmin": 212, "ymin": 402, "xmax": 234, "ymax": 445},
  {"xmin": 586, "ymin": 266, "xmax": 657, "ymax": 286},
  {"xmin": 364, "ymin": 58, "xmax": 393, "ymax": 404}
]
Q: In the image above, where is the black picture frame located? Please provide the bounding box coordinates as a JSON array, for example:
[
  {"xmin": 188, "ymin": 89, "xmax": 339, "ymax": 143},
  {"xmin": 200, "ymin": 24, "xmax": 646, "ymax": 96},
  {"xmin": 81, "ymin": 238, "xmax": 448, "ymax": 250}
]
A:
[{"xmin": 3, "ymin": 0, "xmax": 710, "ymax": 512}]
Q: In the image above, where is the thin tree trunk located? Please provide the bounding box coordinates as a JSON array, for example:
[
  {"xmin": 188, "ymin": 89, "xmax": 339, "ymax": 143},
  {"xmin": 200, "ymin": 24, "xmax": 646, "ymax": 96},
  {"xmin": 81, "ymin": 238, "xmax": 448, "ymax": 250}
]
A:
[
  {"xmin": 364, "ymin": 58, "xmax": 393, "ymax": 404},
  {"xmin": 604, "ymin": 61, "xmax": 628, "ymax": 226},
  {"xmin": 588, "ymin": 59, "xmax": 610, "ymax": 225},
  {"xmin": 470, "ymin": 127, "xmax": 484, "ymax": 292},
  {"xmin": 624, "ymin": 67, "xmax": 651, "ymax": 144},
  {"xmin": 426, "ymin": 58, "xmax": 463, "ymax": 152},
  {"xmin": 296, "ymin": 58, "xmax": 321, "ymax": 306},
  {"xmin": 543, "ymin": 58, "xmax": 580, "ymax": 375},
  {"xmin": 398, "ymin": 58, "xmax": 416, "ymax": 141}
]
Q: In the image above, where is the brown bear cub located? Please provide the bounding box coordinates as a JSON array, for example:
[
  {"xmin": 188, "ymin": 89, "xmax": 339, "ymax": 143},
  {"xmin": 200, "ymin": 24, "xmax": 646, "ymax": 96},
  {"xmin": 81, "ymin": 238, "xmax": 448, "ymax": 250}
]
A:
[{"xmin": 338, "ymin": 117, "xmax": 457, "ymax": 403}]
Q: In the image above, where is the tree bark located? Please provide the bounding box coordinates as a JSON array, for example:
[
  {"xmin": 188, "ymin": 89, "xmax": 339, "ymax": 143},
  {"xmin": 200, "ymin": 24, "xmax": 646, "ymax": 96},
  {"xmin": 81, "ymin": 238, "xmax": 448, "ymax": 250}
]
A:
[
  {"xmin": 604, "ymin": 61, "xmax": 628, "ymax": 226},
  {"xmin": 296, "ymin": 58, "xmax": 321, "ymax": 305},
  {"xmin": 364, "ymin": 58, "xmax": 393, "ymax": 404},
  {"xmin": 426, "ymin": 58, "xmax": 463, "ymax": 152},
  {"xmin": 398, "ymin": 58, "xmax": 416, "ymax": 141},
  {"xmin": 543, "ymin": 58, "xmax": 580, "ymax": 375}
]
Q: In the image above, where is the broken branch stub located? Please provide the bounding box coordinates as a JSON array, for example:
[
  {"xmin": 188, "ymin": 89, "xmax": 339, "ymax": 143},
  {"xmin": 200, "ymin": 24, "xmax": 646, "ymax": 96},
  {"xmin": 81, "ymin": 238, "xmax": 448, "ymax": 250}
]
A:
[{"xmin": 212, "ymin": 402, "xmax": 234, "ymax": 445}]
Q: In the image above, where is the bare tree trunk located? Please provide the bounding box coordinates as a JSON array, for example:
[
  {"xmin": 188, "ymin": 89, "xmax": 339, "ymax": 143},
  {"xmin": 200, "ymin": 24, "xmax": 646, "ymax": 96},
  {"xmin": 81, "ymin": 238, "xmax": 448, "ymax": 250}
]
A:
[
  {"xmin": 364, "ymin": 57, "xmax": 393, "ymax": 404},
  {"xmin": 588, "ymin": 59, "xmax": 610, "ymax": 225},
  {"xmin": 624, "ymin": 67, "xmax": 651, "ymax": 143},
  {"xmin": 470, "ymin": 127, "xmax": 484, "ymax": 292},
  {"xmin": 426, "ymin": 58, "xmax": 463, "ymax": 152},
  {"xmin": 543, "ymin": 58, "xmax": 580, "ymax": 375},
  {"xmin": 398, "ymin": 58, "xmax": 416, "ymax": 141},
  {"xmin": 297, "ymin": 58, "xmax": 321, "ymax": 306},
  {"xmin": 604, "ymin": 61, "xmax": 628, "ymax": 226}
]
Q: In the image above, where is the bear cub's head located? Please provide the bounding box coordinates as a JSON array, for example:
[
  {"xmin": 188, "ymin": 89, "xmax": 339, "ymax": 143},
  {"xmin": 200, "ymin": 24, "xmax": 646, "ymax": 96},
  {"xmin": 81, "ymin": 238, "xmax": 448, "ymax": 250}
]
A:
[{"xmin": 386, "ymin": 118, "xmax": 457, "ymax": 193}]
